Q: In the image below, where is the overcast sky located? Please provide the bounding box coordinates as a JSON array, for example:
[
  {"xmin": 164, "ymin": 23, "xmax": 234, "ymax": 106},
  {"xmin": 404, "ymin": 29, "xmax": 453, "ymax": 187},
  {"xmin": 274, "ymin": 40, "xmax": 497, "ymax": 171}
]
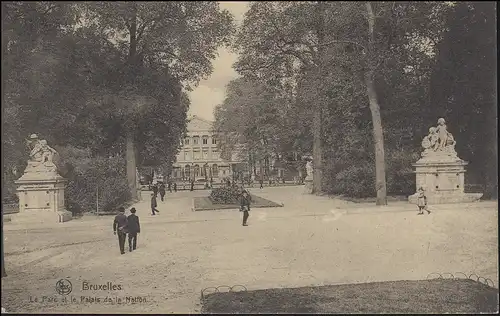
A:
[{"xmin": 187, "ymin": 2, "xmax": 249, "ymax": 122}]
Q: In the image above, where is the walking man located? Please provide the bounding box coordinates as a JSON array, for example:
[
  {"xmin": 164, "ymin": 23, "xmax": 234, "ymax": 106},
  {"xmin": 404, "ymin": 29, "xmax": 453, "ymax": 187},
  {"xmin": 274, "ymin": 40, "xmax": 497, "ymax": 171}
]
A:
[
  {"xmin": 168, "ymin": 181, "xmax": 172, "ymax": 193},
  {"xmin": 152, "ymin": 183, "xmax": 158, "ymax": 198},
  {"xmin": 173, "ymin": 182, "xmax": 177, "ymax": 192},
  {"xmin": 159, "ymin": 182, "xmax": 166, "ymax": 202},
  {"xmin": 240, "ymin": 189, "xmax": 251, "ymax": 226},
  {"xmin": 113, "ymin": 207, "xmax": 128, "ymax": 255},
  {"xmin": 151, "ymin": 193, "xmax": 160, "ymax": 215},
  {"xmin": 127, "ymin": 208, "xmax": 140, "ymax": 252}
]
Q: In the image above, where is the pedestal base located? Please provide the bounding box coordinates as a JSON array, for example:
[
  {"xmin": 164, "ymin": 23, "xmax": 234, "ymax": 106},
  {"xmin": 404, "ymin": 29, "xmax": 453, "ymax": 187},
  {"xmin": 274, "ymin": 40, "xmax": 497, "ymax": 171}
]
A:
[
  {"xmin": 58, "ymin": 210, "xmax": 73, "ymax": 222},
  {"xmin": 304, "ymin": 180, "xmax": 313, "ymax": 194},
  {"xmin": 10, "ymin": 209, "xmax": 72, "ymax": 224},
  {"xmin": 408, "ymin": 192, "xmax": 483, "ymax": 205},
  {"xmin": 15, "ymin": 169, "xmax": 72, "ymax": 224},
  {"xmin": 409, "ymin": 157, "xmax": 483, "ymax": 205}
]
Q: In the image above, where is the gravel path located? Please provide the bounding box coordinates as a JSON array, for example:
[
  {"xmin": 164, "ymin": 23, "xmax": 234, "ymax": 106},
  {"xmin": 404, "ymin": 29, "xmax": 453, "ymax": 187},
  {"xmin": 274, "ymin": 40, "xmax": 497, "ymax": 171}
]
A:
[{"xmin": 2, "ymin": 187, "xmax": 497, "ymax": 313}]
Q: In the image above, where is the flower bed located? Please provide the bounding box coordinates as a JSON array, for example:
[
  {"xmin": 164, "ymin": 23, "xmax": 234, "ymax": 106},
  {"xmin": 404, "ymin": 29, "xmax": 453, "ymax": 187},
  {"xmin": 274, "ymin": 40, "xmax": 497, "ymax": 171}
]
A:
[{"xmin": 210, "ymin": 186, "xmax": 241, "ymax": 204}]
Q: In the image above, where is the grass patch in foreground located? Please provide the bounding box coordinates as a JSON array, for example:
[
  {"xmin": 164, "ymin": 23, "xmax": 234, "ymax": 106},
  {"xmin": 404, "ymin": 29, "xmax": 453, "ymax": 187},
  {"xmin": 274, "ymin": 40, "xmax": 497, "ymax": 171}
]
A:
[
  {"xmin": 201, "ymin": 279, "xmax": 499, "ymax": 314},
  {"xmin": 193, "ymin": 194, "xmax": 283, "ymax": 211}
]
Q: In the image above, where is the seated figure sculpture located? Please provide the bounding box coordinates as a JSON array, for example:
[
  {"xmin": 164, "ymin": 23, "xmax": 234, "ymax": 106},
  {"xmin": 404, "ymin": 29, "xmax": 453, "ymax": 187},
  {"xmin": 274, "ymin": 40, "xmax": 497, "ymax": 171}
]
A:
[
  {"xmin": 420, "ymin": 118, "xmax": 458, "ymax": 159},
  {"xmin": 27, "ymin": 136, "xmax": 58, "ymax": 171}
]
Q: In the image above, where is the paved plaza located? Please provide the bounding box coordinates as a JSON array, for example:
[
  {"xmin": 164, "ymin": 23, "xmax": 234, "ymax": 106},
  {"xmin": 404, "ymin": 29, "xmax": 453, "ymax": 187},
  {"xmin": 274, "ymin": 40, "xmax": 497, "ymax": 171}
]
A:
[{"xmin": 1, "ymin": 186, "xmax": 498, "ymax": 313}]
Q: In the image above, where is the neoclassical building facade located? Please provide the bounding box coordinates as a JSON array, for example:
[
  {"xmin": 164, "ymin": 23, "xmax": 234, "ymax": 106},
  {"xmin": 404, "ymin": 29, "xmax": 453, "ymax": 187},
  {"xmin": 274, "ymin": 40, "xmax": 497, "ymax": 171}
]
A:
[{"xmin": 171, "ymin": 116, "xmax": 239, "ymax": 182}]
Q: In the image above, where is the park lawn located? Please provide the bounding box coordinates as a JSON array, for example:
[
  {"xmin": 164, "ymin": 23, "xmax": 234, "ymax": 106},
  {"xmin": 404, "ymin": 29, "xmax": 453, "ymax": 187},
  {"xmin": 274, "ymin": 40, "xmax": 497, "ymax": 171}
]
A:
[
  {"xmin": 201, "ymin": 279, "xmax": 499, "ymax": 314},
  {"xmin": 193, "ymin": 194, "xmax": 283, "ymax": 211}
]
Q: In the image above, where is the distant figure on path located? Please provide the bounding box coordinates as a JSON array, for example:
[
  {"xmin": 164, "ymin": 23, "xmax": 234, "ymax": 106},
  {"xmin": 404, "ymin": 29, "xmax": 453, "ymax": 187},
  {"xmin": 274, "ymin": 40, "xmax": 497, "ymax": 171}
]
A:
[
  {"xmin": 152, "ymin": 183, "xmax": 158, "ymax": 198},
  {"xmin": 151, "ymin": 193, "xmax": 160, "ymax": 215},
  {"xmin": 190, "ymin": 180, "xmax": 194, "ymax": 191},
  {"xmin": 127, "ymin": 208, "xmax": 141, "ymax": 252},
  {"xmin": 173, "ymin": 182, "xmax": 177, "ymax": 192},
  {"xmin": 240, "ymin": 189, "xmax": 251, "ymax": 226},
  {"xmin": 168, "ymin": 182, "xmax": 172, "ymax": 192},
  {"xmin": 159, "ymin": 182, "xmax": 166, "ymax": 201},
  {"xmin": 416, "ymin": 187, "xmax": 430, "ymax": 215},
  {"xmin": 113, "ymin": 207, "xmax": 128, "ymax": 254},
  {"xmin": 259, "ymin": 179, "xmax": 263, "ymax": 189}
]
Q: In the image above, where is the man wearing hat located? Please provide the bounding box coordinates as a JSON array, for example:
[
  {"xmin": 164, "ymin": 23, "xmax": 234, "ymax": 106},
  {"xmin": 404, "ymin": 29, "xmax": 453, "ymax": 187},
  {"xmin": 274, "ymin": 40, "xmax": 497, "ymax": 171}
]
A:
[
  {"xmin": 151, "ymin": 192, "xmax": 160, "ymax": 215},
  {"xmin": 239, "ymin": 188, "xmax": 251, "ymax": 226},
  {"xmin": 113, "ymin": 207, "xmax": 128, "ymax": 254},
  {"xmin": 127, "ymin": 208, "xmax": 141, "ymax": 251}
]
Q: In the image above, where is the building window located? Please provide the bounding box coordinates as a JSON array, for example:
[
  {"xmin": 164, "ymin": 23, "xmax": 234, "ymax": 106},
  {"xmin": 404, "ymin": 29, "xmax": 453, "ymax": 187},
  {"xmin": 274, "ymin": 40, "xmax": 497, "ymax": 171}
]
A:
[
  {"xmin": 212, "ymin": 149, "xmax": 219, "ymax": 160},
  {"xmin": 212, "ymin": 164, "xmax": 218, "ymax": 176},
  {"xmin": 184, "ymin": 137, "xmax": 190, "ymax": 145},
  {"xmin": 193, "ymin": 150, "xmax": 200, "ymax": 160},
  {"xmin": 193, "ymin": 136, "xmax": 199, "ymax": 145},
  {"xmin": 185, "ymin": 165, "xmax": 190, "ymax": 179},
  {"xmin": 203, "ymin": 150, "xmax": 209, "ymax": 160},
  {"xmin": 202, "ymin": 136, "xmax": 209, "ymax": 145},
  {"xmin": 194, "ymin": 165, "xmax": 200, "ymax": 178},
  {"xmin": 212, "ymin": 138, "xmax": 217, "ymax": 145},
  {"xmin": 184, "ymin": 151, "xmax": 191, "ymax": 161}
]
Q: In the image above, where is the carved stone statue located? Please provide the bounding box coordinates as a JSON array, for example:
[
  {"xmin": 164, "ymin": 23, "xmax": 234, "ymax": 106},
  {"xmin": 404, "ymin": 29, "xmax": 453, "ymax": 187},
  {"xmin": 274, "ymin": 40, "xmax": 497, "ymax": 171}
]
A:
[
  {"xmin": 25, "ymin": 134, "xmax": 59, "ymax": 171},
  {"xmin": 305, "ymin": 159, "xmax": 314, "ymax": 178},
  {"xmin": 420, "ymin": 118, "xmax": 458, "ymax": 160}
]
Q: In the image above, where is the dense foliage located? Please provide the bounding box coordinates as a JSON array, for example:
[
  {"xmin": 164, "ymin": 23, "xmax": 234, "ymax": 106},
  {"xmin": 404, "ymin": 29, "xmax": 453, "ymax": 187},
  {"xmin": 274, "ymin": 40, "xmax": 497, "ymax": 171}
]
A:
[
  {"xmin": 2, "ymin": 2, "xmax": 235, "ymax": 207},
  {"xmin": 215, "ymin": 1, "xmax": 496, "ymax": 200},
  {"xmin": 56, "ymin": 146, "xmax": 130, "ymax": 215}
]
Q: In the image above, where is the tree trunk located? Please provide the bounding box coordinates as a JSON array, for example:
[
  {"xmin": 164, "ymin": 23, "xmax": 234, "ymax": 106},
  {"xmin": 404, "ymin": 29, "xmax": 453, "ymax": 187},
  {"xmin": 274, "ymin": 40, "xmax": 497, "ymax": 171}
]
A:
[
  {"xmin": 126, "ymin": 129, "xmax": 138, "ymax": 200},
  {"xmin": 125, "ymin": 5, "xmax": 138, "ymax": 200},
  {"xmin": 312, "ymin": 105, "xmax": 323, "ymax": 193},
  {"xmin": 312, "ymin": 1, "xmax": 326, "ymax": 194},
  {"xmin": 366, "ymin": 2, "xmax": 387, "ymax": 206}
]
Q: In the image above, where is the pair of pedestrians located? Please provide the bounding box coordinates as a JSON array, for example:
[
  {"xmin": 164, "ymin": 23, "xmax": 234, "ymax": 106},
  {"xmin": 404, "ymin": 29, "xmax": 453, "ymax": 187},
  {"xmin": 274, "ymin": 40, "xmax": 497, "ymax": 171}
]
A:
[
  {"xmin": 152, "ymin": 183, "xmax": 167, "ymax": 201},
  {"xmin": 113, "ymin": 207, "xmax": 141, "ymax": 254}
]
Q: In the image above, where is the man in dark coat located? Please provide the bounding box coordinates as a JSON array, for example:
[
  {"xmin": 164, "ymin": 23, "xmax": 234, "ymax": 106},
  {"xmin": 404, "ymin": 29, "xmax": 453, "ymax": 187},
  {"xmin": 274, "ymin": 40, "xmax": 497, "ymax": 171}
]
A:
[
  {"xmin": 151, "ymin": 193, "xmax": 159, "ymax": 215},
  {"xmin": 159, "ymin": 182, "xmax": 166, "ymax": 201},
  {"xmin": 152, "ymin": 183, "xmax": 158, "ymax": 198},
  {"xmin": 113, "ymin": 207, "xmax": 128, "ymax": 254},
  {"xmin": 127, "ymin": 208, "xmax": 141, "ymax": 251},
  {"xmin": 240, "ymin": 189, "xmax": 251, "ymax": 226},
  {"xmin": 173, "ymin": 182, "xmax": 177, "ymax": 192},
  {"xmin": 190, "ymin": 180, "xmax": 194, "ymax": 191},
  {"xmin": 168, "ymin": 182, "xmax": 172, "ymax": 192}
]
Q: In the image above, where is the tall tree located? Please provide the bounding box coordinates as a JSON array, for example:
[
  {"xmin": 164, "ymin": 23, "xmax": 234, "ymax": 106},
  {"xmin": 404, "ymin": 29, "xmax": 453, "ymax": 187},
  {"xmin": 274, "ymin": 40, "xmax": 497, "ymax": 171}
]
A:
[
  {"xmin": 429, "ymin": 1, "xmax": 497, "ymax": 198},
  {"xmin": 82, "ymin": 2, "xmax": 234, "ymax": 198},
  {"xmin": 235, "ymin": 2, "xmax": 335, "ymax": 194}
]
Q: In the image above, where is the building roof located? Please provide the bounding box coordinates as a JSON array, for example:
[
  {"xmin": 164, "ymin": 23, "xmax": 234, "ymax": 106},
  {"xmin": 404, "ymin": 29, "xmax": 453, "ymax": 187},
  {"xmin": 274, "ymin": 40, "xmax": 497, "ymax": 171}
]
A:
[{"xmin": 187, "ymin": 115, "xmax": 213, "ymax": 132}]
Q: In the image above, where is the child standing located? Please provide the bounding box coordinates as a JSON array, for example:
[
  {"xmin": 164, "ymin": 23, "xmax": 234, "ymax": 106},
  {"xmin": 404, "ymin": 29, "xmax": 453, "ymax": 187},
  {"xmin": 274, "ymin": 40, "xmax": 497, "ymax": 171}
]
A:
[{"xmin": 416, "ymin": 187, "xmax": 431, "ymax": 215}]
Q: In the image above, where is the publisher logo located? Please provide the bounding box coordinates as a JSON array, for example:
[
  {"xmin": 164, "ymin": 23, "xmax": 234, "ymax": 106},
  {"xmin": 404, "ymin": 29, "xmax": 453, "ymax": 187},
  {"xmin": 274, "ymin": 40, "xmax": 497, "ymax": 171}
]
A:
[{"xmin": 55, "ymin": 279, "xmax": 72, "ymax": 295}]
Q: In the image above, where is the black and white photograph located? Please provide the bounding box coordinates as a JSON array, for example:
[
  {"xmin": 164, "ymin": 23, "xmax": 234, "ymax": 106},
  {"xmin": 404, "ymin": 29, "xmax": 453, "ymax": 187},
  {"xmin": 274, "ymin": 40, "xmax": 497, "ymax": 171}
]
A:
[{"xmin": 1, "ymin": 1, "xmax": 498, "ymax": 314}]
